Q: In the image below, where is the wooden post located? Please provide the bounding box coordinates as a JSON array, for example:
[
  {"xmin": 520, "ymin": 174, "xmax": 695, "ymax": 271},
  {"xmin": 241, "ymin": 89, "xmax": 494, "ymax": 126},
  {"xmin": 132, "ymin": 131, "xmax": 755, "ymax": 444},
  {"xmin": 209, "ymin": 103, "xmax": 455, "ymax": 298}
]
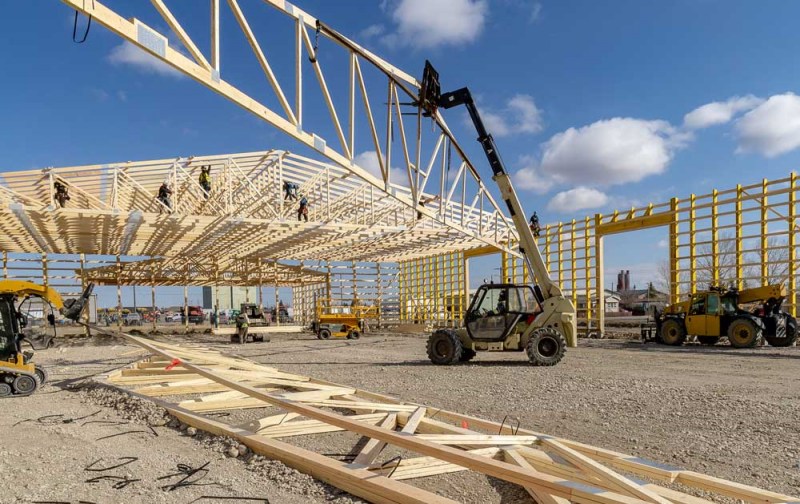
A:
[
  {"xmin": 151, "ymin": 260, "xmax": 157, "ymax": 332},
  {"xmin": 184, "ymin": 262, "xmax": 189, "ymax": 333},
  {"xmin": 116, "ymin": 255, "xmax": 123, "ymax": 330},
  {"xmin": 81, "ymin": 253, "xmax": 90, "ymax": 336},
  {"xmin": 274, "ymin": 261, "xmax": 280, "ymax": 327}
]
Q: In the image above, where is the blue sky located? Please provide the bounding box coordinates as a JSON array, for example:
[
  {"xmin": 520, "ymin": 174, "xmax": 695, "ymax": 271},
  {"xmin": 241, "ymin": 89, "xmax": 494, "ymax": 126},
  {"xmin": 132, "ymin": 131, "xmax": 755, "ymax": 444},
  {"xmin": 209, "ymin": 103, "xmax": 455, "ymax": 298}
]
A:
[{"xmin": 4, "ymin": 0, "xmax": 800, "ymax": 304}]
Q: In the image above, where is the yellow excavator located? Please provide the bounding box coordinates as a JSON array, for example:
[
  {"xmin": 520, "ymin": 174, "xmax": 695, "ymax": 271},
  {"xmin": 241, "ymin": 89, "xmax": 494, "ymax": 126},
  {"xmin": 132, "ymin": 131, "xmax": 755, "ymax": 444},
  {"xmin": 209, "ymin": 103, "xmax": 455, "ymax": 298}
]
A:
[
  {"xmin": 645, "ymin": 284, "xmax": 797, "ymax": 348},
  {"xmin": 418, "ymin": 62, "xmax": 577, "ymax": 366},
  {"xmin": 0, "ymin": 280, "xmax": 94, "ymax": 397}
]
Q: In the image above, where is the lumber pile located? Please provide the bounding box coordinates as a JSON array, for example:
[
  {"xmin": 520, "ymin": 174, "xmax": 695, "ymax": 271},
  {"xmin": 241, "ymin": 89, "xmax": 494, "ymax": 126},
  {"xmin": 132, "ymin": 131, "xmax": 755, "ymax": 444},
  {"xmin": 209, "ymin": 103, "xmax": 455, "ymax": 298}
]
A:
[{"xmin": 99, "ymin": 328, "xmax": 798, "ymax": 504}]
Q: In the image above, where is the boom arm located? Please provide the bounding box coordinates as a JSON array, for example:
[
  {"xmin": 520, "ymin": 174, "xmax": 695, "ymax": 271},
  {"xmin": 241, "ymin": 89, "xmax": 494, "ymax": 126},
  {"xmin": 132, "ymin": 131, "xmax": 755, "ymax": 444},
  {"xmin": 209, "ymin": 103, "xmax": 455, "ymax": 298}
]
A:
[{"xmin": 435, "ymin": 88, "xmax": 564, "ymax": 299}]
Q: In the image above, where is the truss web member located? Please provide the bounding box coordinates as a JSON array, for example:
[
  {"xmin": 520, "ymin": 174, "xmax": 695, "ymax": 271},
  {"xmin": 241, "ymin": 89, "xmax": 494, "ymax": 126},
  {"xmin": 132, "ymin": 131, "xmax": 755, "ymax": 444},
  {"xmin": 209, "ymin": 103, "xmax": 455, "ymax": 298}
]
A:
[
  {"xmin": 198, "ymin": 165, "xmax": 211, "ymax": 199},
  {"xmin": 298, "ymin": 195, "xmax": 309, "ymax": 222}
]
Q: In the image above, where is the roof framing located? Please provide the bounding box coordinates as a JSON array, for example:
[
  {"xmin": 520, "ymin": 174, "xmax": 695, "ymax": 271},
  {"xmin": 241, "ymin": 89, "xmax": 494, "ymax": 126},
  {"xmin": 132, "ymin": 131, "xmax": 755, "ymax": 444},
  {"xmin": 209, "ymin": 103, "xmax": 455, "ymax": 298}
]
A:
[{"xmin": 54, "ymin": 0, "xmax": 521, "ymax": 261}]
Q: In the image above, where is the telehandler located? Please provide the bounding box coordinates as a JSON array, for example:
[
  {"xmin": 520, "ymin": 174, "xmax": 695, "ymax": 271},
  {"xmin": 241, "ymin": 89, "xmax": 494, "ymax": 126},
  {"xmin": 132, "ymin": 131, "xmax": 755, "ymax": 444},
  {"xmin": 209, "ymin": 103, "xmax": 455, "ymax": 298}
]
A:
[
  {"xmin": 644, "ymin": 284, "xmax": 797, "ymax": 348},
  {"xmin": 417, "ymin": 62, "xmax": 577, "ymax": 366},
  {"xmin": 0, "ymin": 281, "xmax": 94, "ymax": 397}
]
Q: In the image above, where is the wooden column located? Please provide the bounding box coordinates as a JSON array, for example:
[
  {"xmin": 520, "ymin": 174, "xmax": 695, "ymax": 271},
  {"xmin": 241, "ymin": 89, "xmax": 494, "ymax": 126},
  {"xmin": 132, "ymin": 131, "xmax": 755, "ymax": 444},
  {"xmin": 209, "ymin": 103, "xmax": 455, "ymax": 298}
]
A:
[
  {"xmin": 151, "ymin": 260, "xmax": 157, "ymax": 331},
  {"xmin": 116, "ymin": 255, "xmax": 123, "ymax": 330}
]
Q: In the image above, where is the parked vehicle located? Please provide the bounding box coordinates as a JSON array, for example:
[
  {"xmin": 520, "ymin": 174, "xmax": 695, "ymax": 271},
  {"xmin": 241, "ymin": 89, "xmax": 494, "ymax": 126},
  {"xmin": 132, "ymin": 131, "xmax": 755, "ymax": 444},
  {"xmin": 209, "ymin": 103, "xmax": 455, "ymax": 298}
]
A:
[{"xmin": 123, "ymin": 312, "xmax": 142, "ymax": 326}]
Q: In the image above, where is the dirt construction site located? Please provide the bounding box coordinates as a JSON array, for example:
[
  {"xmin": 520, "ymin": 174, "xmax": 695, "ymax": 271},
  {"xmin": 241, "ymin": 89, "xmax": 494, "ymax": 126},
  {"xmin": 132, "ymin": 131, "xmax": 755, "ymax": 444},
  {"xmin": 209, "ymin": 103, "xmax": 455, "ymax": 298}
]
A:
[
  {"xmin": 3, "ymin": 1, "xmax": 800, "ymax": 504},
  {"xmin": 1, "ymin": 330, "xmax": 798, "ymax": 504}
]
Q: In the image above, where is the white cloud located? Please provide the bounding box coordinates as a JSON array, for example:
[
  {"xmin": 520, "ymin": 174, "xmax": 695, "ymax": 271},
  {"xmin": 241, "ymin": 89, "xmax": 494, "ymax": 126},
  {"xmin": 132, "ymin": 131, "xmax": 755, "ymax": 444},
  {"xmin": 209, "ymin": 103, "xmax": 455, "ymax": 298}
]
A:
[
  {"xmin": 511, "ymin": 155, "xmax": 555, "ymax": 194},
  {"xmin": 353, "ymin": 150, "xmax": 408, "ymax": 186},
  {"xmin": 90, "ymin": 88, "xmax": 110, "ymax": 102},
  {"xmin": 684, "ymin": 95, "xmax": 763, "ymax": 129},
  {"xmin": 530, "ymin": 2, "xmax": 542, "ymax": 22},
  {"xmin": 117, "ymin": 90, "xmax": 128, "ymax": 102},
  {"xmin": 107, "ymin": 41, "xmax": 183, "ymax": 78},
  {"xmin": 735, "ymin": 93, "xmax": 800, "ymax": 157},
  {"xmin": 480, "ymin": 94, "xmax": 544, "ymax": 137},
  {"xmin": 360, "ymin": 24, "xmax": 385, "ymax": 39},
  {"xmin": 539, "ymin": 117, "xmax": 686, "ymax": 187},
  {"xmin": 547, "ymin": 187, "xmax": 609, "ymax": 213},
  {"xmin": 657, "ymin": 238, "xmax": 668, "ymax": 248},
  {"xmin": 382, "ymin": 0, "xmax": 487, "ymax": 49}
]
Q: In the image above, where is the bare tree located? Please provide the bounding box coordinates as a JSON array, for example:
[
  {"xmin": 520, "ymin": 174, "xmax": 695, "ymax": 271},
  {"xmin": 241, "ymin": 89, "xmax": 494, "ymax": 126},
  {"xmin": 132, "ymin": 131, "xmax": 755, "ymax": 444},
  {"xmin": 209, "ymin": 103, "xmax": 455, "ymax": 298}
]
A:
[
  {"xmin": 747, "ymin": 236, "xmax": 790, "ymax": 285},
  {"xmin": 695, "ymin": 231, "xmax": 738, "ymax": 289}
]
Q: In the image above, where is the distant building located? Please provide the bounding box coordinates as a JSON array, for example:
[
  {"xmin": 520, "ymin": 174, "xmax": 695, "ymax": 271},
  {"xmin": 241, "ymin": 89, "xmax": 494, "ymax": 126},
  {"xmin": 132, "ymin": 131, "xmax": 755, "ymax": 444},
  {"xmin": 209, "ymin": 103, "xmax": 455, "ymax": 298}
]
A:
[
  {"xmin": 572, "ymin": 289, "xmax": 621, "ymax": 318},
  {"xmin": 616, "ymin": 270, "xmax": 631, "ymax": 292},
  {"xmin": 619, "ymin": 284, "xmax": 668, "ymax": 315},
  {"xmin": 202, "ymin": 286, "xmax": 260, "ymax": 310}
]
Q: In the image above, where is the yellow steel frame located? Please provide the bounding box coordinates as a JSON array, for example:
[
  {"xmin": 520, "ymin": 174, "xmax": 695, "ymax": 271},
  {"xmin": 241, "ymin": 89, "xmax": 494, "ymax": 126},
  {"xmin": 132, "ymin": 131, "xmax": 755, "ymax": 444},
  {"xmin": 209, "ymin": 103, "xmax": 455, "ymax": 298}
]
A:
[{"xmin": 523, "ymin": 173, "xmax": 800, "ymax": 337}]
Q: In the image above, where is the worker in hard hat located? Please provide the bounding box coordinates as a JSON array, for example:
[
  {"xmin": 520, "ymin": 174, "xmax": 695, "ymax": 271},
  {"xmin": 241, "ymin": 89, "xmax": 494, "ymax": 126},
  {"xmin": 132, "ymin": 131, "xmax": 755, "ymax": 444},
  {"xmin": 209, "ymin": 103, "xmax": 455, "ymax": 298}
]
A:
[
  {"xmin": 235, "ymin": 311, "xmax": 249, "ymax": 344},
  {"xmin": 298, "ymin": 194, "xmax": 309, "ymax": 222},
  {"xmin": 53, "ymin": 181, "xmax": 71, "ymax": 208},
  {"xmin": 158, "ymin": 181, "xmax": 173, "ymax": 213},
  {"xmin": 529, "ymin": 212, "xmax": 541, "ymax": 238},
  {"xmin": 198, "ymin": 165, "xmax": 211, "ymax": 199}
]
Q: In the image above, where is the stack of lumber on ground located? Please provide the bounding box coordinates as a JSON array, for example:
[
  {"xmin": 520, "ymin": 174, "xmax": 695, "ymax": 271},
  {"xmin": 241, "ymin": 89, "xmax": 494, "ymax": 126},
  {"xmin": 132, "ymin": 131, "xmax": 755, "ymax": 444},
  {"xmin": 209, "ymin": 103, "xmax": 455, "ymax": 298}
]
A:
[{"xmin": 99, "ymin": 327, "xmax": 799, "ymax": 504}]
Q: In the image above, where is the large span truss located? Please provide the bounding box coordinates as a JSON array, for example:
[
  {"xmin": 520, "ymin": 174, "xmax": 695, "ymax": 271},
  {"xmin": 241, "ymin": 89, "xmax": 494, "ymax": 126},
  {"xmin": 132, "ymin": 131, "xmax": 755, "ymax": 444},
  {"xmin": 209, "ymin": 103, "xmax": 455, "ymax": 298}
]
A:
[{"xmin": 57, "ymin": 0, "xmax": 519, "ymax": 260}]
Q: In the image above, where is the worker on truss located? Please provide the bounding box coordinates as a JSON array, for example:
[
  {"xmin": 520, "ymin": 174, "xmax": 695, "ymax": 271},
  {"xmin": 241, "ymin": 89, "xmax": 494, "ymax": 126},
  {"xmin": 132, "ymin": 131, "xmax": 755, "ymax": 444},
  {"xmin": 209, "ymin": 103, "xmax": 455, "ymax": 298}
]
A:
[
  {"xmin": 53, "ymin": 181, "xmax": 71, "ymax": 208},
  {"xmin": 298, "ymin": 195, "xmax": 309, "ymax": 222},
  {"xmin": 283, "ymin": 181, "xmax": 298, "ymax": 201},
  {"xmin": 198, "ymin": 165, "xmax": 211, "ymax": 199},
  {"xmin": 529, "ymin": 211, "xmax": 541, "ymax": 238},
  {"xmin": 157, "ymin": 180, "xmax": 173, "ymax": 214}
]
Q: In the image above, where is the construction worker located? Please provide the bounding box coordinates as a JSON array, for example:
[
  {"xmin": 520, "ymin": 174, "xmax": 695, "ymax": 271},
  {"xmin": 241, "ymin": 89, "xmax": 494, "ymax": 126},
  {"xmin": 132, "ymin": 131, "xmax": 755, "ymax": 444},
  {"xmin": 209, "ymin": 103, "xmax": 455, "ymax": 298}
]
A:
[
  {"xmin": 53, "ymin": 181, "xmax": 70, "ymax": 208},
  {"xmin": 157, "ymin": 181, "xmax": 173, "ymax": 213},
  {"xmin": 235, "ymin": 311, "xmax": 249, "ymax": 344},
  {"xmin": 529, "ymin": 212, "xmax": 541, "ymax": 238},
  {"xmin": 284, "ymin": 181, "xmax": 298, "ymax": 201},
  {"xmin": 198, "ymin": 165, "xmax": 211, "ymax": 199},
  {"xmin": 298, "ymin": 195, "xmax": 309, "ymax": 222}
]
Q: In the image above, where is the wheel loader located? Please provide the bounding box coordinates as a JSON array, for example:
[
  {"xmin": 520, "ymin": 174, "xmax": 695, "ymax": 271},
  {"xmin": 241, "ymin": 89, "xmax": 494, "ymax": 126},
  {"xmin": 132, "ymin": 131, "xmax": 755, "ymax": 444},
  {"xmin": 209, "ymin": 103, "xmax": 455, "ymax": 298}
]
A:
[
  {"xmin": 645, "ymin": 284, "xmax": 797, "ymax": 348},
  {"xmin": 417, "ymin": 61, "xmax": 576, "ymax": 366},
  {"xmin": 0, "ymin": 281, "xmax": 94, "ymax": 397}
]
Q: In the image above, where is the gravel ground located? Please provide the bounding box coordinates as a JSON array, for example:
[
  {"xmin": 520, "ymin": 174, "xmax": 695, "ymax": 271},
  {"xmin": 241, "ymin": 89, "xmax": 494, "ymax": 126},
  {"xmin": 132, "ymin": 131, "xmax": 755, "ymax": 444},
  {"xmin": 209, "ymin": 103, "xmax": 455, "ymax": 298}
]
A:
[{"xmin": 1, "ymin": 330, "xmax": 798, "ymax": 503}]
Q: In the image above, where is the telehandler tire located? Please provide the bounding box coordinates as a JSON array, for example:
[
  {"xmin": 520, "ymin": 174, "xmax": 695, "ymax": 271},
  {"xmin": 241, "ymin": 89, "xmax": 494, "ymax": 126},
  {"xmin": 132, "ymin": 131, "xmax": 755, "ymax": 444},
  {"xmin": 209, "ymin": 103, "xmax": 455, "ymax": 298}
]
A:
[
  {"xmin": 697, "ymin": 336, "xmax": 720, "ymax": 346},
  {"xmin": 728, "ymin": 318, "xmax": 761, "ymax": 348},
  {"xmin": 525, "ymin": 328, "xmax": 566, "ymax": 366},
  {"xmin": 660, "ymin": 319, "xmax": 686, "ymax": 346},
  {"xmin": 426, "ymin": 329, "xmax": 463, "ymax": 365}
]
